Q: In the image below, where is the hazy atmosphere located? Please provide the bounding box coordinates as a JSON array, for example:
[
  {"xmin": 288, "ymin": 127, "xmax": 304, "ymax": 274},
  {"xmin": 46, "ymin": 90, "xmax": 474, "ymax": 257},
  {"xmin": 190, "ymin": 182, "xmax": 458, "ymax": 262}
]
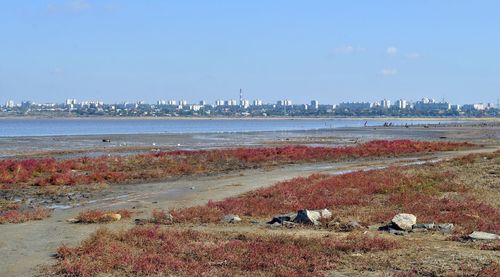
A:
[{"xmin": 1, "ymin": 0, "xmax": 499, "ymax": 104}]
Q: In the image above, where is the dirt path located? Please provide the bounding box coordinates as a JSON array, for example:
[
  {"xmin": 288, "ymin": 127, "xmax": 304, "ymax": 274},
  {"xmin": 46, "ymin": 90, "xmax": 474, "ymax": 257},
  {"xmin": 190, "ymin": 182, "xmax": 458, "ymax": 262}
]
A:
[{"xmin": 0, "ymin": 147, "xmax": 498, "ymax": 276}]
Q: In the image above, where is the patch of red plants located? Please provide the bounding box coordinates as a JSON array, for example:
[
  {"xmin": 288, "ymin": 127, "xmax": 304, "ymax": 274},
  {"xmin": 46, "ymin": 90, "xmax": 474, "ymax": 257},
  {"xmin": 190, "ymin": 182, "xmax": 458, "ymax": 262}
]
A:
[
  {"xmin": 0, "ymin": 207, "xmax": 52, "ymax": 224},
  {"xmin": 480, "ymin": 242, "xmax": 500, "ymax": 251},
  {"xmin": 50, "ymin": 226, "xmax": 398, "ymax": 276},
  {"xmin": 165, "ymin": 152, "xmax": 499, "ymax": 234},
  {"xmin": 76, "ymin": 209, "xmax": 132, "ymax": 223},
  {"xmin": 0, "ymin": 140, "xmax": 473, "ymax": 188}
]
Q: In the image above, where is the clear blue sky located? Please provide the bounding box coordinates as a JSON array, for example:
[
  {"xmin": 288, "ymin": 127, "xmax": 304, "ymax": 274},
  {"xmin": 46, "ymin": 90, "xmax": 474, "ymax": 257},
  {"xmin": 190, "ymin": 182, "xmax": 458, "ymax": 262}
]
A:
[{"xmin": 1, "ymin": 0, "xmax": 499, "ymax": 105}]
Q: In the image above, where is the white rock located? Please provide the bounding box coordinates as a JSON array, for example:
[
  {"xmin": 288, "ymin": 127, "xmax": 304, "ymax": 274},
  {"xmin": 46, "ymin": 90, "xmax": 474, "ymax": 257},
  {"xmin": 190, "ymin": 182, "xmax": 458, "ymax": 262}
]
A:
[
  {"xmin": 468, "ymin": 231, "xmax": 499, "ymax": 240},
  {"xmin": 391, "ymin": 213, "xmax": 417, "ymax": 230},
  {"xmin": 223, "ymin": 214, "xmax": 241, "ymax": 223},
  {"xmin": 66, "ymin": 218, "xmax": 80, "ymax": 223},
  {"xmin": 293, "ymin": 209, "xmax": 321, "ymax": 225},
  {"xmin": 319, "ymin": 209, "xmax": 332, "ymax": 219}
]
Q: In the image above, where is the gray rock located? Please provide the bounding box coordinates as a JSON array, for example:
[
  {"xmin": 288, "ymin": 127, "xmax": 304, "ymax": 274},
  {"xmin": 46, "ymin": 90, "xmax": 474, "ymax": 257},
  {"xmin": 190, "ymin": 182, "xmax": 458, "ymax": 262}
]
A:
[
  {"xmin": 468, "ymin": 231, "xmax": 499, "ymax": 240},
  {"xmin": 293, "ymin": 209, "xmax": 321, "ymax": 225},
  {"xmin": 388, "ymin": 228, "xmax": 406, "ymax": 236},
  {"xmin": 436, "ymin": 223, "xmax": 454, "ymax": 233},
  {"xmin": 268, "ymin": 212, "xmax": 297, "ymax": 224},
  {"xmin": 223, "ymin": 214, "xmax": 241, "ymax": 223},
  {"xmin": 391, "ymin": 213, "xmax": 417, "ymax": 231}
]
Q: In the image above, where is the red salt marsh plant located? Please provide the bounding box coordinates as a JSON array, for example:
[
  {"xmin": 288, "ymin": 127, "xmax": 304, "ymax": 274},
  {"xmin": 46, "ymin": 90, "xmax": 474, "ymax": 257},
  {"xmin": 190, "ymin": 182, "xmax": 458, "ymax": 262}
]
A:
[
  {"xmin": 0, "ymin": 140, "xmax": 474, "ymax": 189},
  {"xmin": 0, "ymin": 207, "xmax": 52, "ymax": 224},
  {"xmin": 50, "ymin": 226, "xmax": 398, "ymax": 276},
  {"xmin": 164, "ymin": 152, "xmax": 499, "ymax": 234},
  {"xmin": 76, "ymin": 209, "xmax": 132, "ymax": 224}
]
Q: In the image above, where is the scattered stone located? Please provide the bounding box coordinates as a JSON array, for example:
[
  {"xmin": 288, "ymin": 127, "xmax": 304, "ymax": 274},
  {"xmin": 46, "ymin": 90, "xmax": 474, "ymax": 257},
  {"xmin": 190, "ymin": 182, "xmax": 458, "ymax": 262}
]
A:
[
  {"xmin": 391, "ymin": 213, "xmax": 416, "ymax": 231},
  {"xmin": 67, "ymin": 218, "xmax": 80, "ymax": 223},
  {"xmin": 268, "ymin": 209, "xmax": 331, "ymax": 226},
  {"xmin": 468, "ymin": 231, "xmax": 500, "ymax": 240},
  {"xmin": 268, "ymin": 212, "xmax": 297, "ymax": 224},
  {"xmin": 135, "ymin": 218, "xmax": 148, "ymax": 225},
  {"xmin": 293, "ymin": 209, "xmax": 321, "ymax": 225},
  {"xmin": 223, "ymin": 214, "xmax": 241, "ymax": 223},
  {"xmin": 436, "ymin": 223, "xmax": 454, "ymax": 233},
  {"xmin": 388, "ymin": 228, "xmax": 406, "ymax": 236}
]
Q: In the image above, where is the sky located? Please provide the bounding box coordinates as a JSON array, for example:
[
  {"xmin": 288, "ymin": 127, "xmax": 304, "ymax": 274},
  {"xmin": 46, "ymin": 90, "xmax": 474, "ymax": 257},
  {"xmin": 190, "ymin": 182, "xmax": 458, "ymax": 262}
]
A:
[{"xmin": 1, "ymin": 0, "xmax": 499, "ymax": 105}]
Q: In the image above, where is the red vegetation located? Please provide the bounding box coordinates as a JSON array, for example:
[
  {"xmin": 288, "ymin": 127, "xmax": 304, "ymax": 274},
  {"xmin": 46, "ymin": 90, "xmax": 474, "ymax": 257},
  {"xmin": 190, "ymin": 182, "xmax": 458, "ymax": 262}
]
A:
[
  {"xmin": 51, "ymin": 227, "xmax": 398, "ymax": 276},
  {"xmin": 0, "ymin": 140, "xmax": 473, "ymax": 189},
  {"xmin": 0, "ymin": 207, "xmax": 52, "ymax": 224},
  {"xmin": 480, "ymin": 242, "xmax": 500, "ymax": 251},
  {"xmin": 76, "ymin": 209, "xmax": 132, "ymax": 223},
  {"xmin": 166, "ymin": 153, "xmax": 499, "ymax": 234}
]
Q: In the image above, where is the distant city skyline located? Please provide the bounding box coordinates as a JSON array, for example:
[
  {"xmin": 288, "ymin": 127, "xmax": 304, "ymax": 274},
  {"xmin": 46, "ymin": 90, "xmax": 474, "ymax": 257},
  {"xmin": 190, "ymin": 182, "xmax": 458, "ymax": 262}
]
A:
[
  {"xmin": 1, "ymin": 1, "xmax": 499, "ymax": 104},
  {"xmin": 3, "ymin": 95, "xmax": 498, "ymax": 108}
]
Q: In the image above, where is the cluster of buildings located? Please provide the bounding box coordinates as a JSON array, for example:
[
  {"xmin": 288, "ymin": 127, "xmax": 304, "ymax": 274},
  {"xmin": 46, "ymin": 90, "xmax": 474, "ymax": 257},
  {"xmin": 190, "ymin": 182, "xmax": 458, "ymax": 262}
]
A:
[
  {"xmin": 337, "ymin": 97, "xmax": 497, "ymax": 113},
  {"xmin": 1, "ymin": 96, "xmax": 498, "ymax": 117}
]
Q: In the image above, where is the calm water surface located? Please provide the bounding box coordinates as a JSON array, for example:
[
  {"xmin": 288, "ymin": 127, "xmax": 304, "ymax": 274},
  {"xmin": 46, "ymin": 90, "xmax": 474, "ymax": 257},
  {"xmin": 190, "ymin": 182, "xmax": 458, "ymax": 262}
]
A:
[{"xmin": 0, "ymin": 118, "xmax": 463, "ymax": 137}]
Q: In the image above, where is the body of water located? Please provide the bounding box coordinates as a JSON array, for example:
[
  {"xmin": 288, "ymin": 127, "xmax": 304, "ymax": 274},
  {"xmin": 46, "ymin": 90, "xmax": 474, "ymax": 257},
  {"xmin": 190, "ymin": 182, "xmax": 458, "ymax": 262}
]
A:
[{"xmin": 0, "ymin": 118, "xmax": 464, "ymax": 137}]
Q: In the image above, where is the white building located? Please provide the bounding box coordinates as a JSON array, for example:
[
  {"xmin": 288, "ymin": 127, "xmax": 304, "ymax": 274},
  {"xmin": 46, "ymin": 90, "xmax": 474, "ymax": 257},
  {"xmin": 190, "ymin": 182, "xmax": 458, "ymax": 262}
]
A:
[
  {"xmin": 178, "ymin": 100, "xmax": 188, "ymax": 106},
  {"xmin": 253, "ymin": 99, "xmax": 263, "ymax": 106},
  {"xmin": 337, "ymin": 102, "xmax": 372, "ymax": 110},
  {"xmin": 240, "ymin": 99, "xmax": 250, "ymax": 109},
  {"xmin": 215, "ymin": 100, "xmax": 224, "ymax": 107},
  {"xmin": 225, "ymin": 99, "xmax": 237, "ymax": 106},
  {"xmin": 310, "ymin": 100, "xmax": 319, "ymax": 109},
  {"xmin": 394, "ymin": 99, "xmax": 407, "ymax": 109},
  {"xmin": 5, "ymin": 100, "xmax": 15, "ymax": 108},
  {"xmin": 167, "ymin": 100, "xmax": 177, "ymax": 105},
  {"xmin": 277, "ymin": 99, "xmax": 292, "ymax": 106},
  {"xmin": 414, "ymin": 100, "xmax": 450, "ymax": 111},
  {"xmin": 462, "ymin": 103, "xmax": 486, "ymax": 111},
  {"xmin": 65, "ymin": 99, "xmax": 77, "ymax": 106},
  {"xmin": 189, "ymin": 104, "xmax": 203, "ymax": 111},
  {"xmin": 157, "ymin": 100, "xmax": 166, "ymax": 105},
  {"xmin": 380, "ymin": 99, "xmax": 391, "ymax": 109}
]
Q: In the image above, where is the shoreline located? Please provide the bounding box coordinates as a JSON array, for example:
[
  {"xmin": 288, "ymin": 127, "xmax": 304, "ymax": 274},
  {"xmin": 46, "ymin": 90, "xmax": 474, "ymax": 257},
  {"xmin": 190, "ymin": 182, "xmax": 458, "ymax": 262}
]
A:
[{"xmin": 0, "ymin": 115, "xmax": 498, "ymax": 121}]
